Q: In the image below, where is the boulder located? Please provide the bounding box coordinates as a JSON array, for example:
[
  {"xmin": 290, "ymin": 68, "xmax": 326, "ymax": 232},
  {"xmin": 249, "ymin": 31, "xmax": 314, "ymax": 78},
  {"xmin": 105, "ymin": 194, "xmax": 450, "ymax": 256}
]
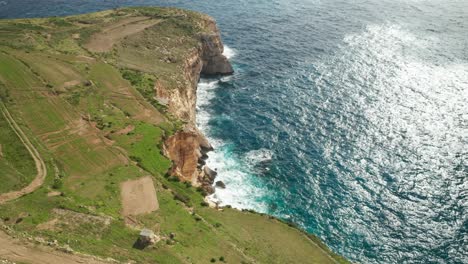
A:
[
  {"xmin": 215, "ymin": 181, "xmax": 226, "ymax": 189},
  {"xmin": 203, "ymin": 166, "xmax": 217, "ymax": 181}
]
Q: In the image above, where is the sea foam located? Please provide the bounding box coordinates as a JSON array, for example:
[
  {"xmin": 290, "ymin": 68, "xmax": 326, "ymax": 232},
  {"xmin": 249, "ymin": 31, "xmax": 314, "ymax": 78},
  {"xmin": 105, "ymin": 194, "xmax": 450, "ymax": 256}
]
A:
[{"xmin": 196, "ymin": 46, "xmax": 271, "ymax": 211}]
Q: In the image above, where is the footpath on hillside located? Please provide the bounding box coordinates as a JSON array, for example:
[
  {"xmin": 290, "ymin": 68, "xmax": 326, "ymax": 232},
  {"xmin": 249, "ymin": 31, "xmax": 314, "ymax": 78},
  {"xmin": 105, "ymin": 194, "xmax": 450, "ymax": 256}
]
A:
[{"xmin": 0, "ymin": 102, "xmax": 47, "ymax": 204}]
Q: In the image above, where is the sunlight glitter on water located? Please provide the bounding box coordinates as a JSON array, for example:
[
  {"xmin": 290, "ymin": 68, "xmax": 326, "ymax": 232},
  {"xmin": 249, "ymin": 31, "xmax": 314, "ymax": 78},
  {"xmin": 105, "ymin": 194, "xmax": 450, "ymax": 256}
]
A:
[{"xmin": 312, "ymin": 24, "xmax": 468, "ymax": 262}]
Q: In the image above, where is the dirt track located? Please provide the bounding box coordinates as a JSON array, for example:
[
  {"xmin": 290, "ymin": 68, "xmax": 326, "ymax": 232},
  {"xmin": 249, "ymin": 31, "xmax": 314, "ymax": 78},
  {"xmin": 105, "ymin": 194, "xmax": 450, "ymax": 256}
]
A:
[
  {"xmin": 0, "ymin": 104, "xmax": 109, "ymax": 263},
  {"xmin": 0, "ymin": 103, "xmax": 47, "ymax": 204},
  {"xmin": 0, "ymin": 230, "xmax": 108, "ymax": 264}
]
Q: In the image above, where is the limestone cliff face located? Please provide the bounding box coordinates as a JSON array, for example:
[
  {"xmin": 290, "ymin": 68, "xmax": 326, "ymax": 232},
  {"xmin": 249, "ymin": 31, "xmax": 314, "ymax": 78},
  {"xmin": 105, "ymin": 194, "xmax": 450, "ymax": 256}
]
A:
[
  {"xmin": 155, "ymin": 17, "xmax": 232, "ymax": 125},
  {"xmin": 155, "ymin": 48, "xmax": 202, "ymax": 123},
  {"xmin": 162, "ymin": 17, "xmax": 232, "ymax": 190},
  {"xmin": 199, "ymin": 18, "xmax": 234, "ymax": 75}
]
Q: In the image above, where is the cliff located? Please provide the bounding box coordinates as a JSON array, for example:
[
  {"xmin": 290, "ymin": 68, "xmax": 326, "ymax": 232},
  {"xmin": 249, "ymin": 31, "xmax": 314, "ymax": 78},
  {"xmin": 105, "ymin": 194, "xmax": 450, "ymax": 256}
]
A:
[
  {"xmin": 161, "ymin": 16, "xmax": 233, "ymax": 191},
  {"xmin": 0, "ymin": 7, "xmax": 349, "ymax": 264}
]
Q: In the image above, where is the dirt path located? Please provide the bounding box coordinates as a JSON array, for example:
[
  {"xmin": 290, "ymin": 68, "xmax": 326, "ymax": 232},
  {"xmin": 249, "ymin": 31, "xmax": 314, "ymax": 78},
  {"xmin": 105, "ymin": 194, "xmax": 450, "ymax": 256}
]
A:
[
  {"xmin": 0, "ymin": 230, "xmax": 108, "ymax": 264},
  {"xmin": 0, "ymin": 102, "xmax": 47, "ymax": 204}
]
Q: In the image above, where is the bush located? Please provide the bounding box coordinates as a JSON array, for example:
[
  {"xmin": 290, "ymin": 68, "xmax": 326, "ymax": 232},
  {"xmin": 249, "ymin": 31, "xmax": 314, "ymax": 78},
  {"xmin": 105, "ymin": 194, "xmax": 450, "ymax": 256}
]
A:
[
  {"xmin": 173, "ymin": 193, "xmax": 191, "ymax": 206},
  {"xmin": 52, "ymin": 178, "xmax": 63, "ymax": 189},
  {"xmin": 196, "ymin": 186, "xmax": 207, "ymax": 196},
  {"xmin": 200, "ymin": 201, "xmax": 209, "ymax": 207},
  {"xmin": 210, "ymin": 258, "xmax": 216, "ymax": 263},
  {"xmin": 129, "ymin": 155, "xmax": 142, "ymax": 163},
  {"xmin": 168, "ymin": 176, "xmax": 180, "ymax": 182}
]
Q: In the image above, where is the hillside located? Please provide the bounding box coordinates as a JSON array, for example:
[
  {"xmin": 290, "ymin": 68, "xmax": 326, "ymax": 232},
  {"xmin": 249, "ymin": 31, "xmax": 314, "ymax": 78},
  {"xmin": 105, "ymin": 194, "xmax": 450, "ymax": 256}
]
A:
[{"xmin": 0, "ymin": 7, "xmax": 349, "ymax": 264}]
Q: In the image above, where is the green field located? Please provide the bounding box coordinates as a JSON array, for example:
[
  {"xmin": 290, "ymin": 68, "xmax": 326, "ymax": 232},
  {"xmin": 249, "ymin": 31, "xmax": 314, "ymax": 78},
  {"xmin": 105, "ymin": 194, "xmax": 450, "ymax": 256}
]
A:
[
  {"xmin": 0, "ymin": 7, "xmax": 349, "ymax": 264},
  {"xmin": 0, "ymin": 107, "xmax": 36, "ymax": 193}
]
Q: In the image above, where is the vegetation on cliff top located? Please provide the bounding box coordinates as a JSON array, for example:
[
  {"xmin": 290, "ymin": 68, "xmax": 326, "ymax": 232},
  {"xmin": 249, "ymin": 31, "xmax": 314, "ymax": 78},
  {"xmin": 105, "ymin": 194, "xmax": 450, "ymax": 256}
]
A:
[{"xmin": 0, "ymin": 7, "xmax": 349, "ymax": 263}]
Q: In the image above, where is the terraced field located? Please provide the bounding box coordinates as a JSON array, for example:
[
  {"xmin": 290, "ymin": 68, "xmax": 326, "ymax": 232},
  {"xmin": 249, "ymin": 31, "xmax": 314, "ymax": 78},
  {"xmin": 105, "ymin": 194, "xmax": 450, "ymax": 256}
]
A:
[{"xmin": 0, "ymin": 7, "xmax": 349, "ymax": 264}]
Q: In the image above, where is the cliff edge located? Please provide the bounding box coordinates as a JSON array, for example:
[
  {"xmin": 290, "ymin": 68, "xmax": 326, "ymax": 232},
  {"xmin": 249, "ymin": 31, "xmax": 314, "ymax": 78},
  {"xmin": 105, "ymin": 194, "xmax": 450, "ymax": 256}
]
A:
[
  {"xmin": 0, "ymin": 7, "xmax": 349, "ymax": 264},
  {"xmin": 162, "ymin": 16, "xmax": 232, "ymax": 192}
]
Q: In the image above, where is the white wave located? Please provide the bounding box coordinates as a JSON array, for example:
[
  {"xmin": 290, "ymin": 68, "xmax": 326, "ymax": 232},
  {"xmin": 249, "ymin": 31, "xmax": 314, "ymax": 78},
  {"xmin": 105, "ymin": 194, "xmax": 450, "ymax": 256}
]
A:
[
  {"xmin": 204, "ymin": 144, "xmax": 270, "ymax": 211},
  {"xmin": 196, "ymin": 73, "xmax": 271, "ymax": 211},
  {"xmin": 244, "ymin": 148, "xmax": 273, "ymax": 165},
  {"xmin": 223, "ymin": 45, "xmax": 236, "ymax": 59}
]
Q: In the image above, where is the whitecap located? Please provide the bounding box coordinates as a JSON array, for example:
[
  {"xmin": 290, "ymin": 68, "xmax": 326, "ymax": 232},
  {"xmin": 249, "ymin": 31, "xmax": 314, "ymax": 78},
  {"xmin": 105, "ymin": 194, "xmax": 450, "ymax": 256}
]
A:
[
  {"xmin": 244, "ymin": 148, "xmax": 274, "ymax": 166},
  {"xmin": 223, "ymin": 45, "xmax": 236, "ymax": 59}
]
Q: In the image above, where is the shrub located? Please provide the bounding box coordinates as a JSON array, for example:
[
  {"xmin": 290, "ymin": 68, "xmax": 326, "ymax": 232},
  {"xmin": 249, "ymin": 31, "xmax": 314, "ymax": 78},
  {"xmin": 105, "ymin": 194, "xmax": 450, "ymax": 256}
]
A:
[
  {"xmin": 129, "ymin": 155, "xmax": 142, "ymax": 163},
  {"xmin": 173, "ymin": 193, "xmax": 191, "ymax": 206},
  {"xmin": 52, "ymin": 178, "xmax": 63, "ymax": 189},
  {"xmin": 168, "ymin": 176, "xmax": 180, "ymax": 182}
]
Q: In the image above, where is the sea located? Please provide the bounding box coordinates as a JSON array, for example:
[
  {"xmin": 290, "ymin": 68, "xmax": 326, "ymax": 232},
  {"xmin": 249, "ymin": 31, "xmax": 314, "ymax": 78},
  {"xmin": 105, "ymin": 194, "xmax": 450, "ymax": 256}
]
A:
[{"xmin": 1, "ymin": 1, "xmax": 467, "ymax": 263}]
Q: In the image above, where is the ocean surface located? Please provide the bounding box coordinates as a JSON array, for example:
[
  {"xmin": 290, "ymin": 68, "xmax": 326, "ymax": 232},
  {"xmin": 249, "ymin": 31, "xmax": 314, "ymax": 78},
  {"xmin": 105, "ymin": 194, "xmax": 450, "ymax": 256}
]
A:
[{"xmin": 1, "ymin": 1, "xmax": 467, "ymax": 263}]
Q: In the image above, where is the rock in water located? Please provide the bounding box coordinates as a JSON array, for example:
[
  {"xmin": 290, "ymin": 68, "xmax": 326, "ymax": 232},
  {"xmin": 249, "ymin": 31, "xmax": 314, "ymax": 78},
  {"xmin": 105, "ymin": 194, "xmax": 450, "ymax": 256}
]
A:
[
  {"xmin": 215, "ymin": 181, "xmax": 226, "ymax": 189},
  {"xmin": 203, "ymin": 166, "xmax": 218, "ymax": 181}
]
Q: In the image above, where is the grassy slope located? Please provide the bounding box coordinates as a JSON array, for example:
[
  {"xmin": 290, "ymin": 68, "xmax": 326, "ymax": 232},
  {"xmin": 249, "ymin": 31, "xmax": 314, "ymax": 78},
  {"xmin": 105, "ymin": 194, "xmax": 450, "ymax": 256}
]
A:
[
  {"xmin": 0, "ymin": 7, "xmax": 349, "ymax": 264},
  {"xmin": 0, "ymin": 107, "xmax": 36, "ymax": 193}
]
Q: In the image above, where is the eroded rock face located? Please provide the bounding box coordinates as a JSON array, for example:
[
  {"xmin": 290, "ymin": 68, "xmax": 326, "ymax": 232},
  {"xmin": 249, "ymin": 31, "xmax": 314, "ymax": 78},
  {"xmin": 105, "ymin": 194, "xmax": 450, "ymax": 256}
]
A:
[
  {"xmin": 165, "ymin": 131, "xmax": 202, "ymax": 183},
  {"xmin": 200, "ymin": 33, "xmax": 233, "ymax": 75},
  {"xmin": 154, "ymin": 17, "xmax": 233, "ymax": 125},
  {"xmin": 199, "ymin": 16, "xmax": 233, "ymax": 76},
  {"xmin": 154, "ymin": 48, "xmax": 202, "ymax": 124},
  {"xmin": 163, "ymin": 17, "xmax": 232, "ymax": 191}
]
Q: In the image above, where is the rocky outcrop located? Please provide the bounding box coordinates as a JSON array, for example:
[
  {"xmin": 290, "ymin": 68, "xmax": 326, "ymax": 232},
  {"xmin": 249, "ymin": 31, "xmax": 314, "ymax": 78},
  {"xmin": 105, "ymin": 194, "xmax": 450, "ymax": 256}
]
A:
[
  {"xmin": 199, "ymin": 16, "xmax": 234, "ymax": 75},
  {"xmin": 154, "ymin": 17, "xmax": 232, "ymax": 125},
  {"xmin": 165, "ymin": 131, "xmax": 205, "ymax": 183},
  {"xmin": 200, "ymin": 33, "xmax": 233, "ymax": 75},
  {"xmin": 165, "ymin": 130, "xmax": 217, "ymax": 193},
  {"xmin": 163, "ymin": 16, "xmax": 232, "ymax": 191},
  {"xmin": 154, "ymin": 48, "xmax": 202, "ymax": 123}
]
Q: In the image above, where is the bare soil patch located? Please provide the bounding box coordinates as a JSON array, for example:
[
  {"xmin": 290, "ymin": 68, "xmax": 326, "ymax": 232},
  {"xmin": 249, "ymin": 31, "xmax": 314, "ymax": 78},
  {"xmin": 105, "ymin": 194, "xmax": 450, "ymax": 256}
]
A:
[
  {"xmin": 114, "ymin": 124, "xmax": 135, "ymax": 136},
  {"xmin": 120, "ymin": 176, "xmax": 159, "ymax": 217},
  {"xmin": 47, "ymin": 191, "xmax": 61, "ymax": 197},
  {"xmin": 85, "ymin": 17, "xmax": 161, "ymax": 52},
  {"xmin": 61, "ymin": 79, "xmax": 81, "ymax": 89},
  {"xmin": 36, "ymin": 208, "xmax": 112, "ymax": 232}
]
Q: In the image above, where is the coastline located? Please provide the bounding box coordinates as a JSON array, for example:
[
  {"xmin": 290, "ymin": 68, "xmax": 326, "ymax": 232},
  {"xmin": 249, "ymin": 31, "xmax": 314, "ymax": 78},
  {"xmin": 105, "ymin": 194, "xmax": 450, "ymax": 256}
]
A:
[{"xmin": 0, "ymin": 7, "xmax": 350, "ymax": 263}]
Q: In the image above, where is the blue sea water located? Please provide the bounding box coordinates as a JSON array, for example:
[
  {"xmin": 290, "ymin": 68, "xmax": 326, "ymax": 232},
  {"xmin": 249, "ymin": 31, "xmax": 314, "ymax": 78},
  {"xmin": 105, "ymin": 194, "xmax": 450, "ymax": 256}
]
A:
[{"xmin": 1, "ymin": 1, "xmax": 467, "ymax": 263}]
